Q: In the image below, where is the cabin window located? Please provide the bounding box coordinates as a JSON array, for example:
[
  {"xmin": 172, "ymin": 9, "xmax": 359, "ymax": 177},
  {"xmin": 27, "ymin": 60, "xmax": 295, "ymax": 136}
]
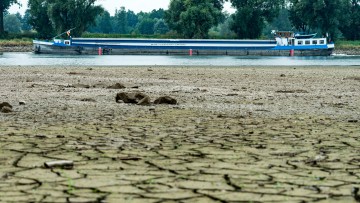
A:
[
  {"xmin": 297, "ymin": 40, "xmax": 303, "ymax": 45},
  {"xmin": 312, "ymin": 40, "xmax": 318, "ymax": 45},
  {"xmin": 320, "ymin": 40, "xmax": 325, "ymax": 44},
  {"xmin": 65, "ymin": 40, "xmax": 70, "ymax": 45},
  {"xmin": 305, "ymin": 40, "xmax": 310, "ymax": 45}
]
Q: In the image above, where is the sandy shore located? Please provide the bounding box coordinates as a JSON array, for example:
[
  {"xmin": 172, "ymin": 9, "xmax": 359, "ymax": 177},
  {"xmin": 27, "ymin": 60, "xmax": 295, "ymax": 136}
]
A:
[{"xmin": 0, "ymin": 66, "xmax": 359, "ymax": 202}]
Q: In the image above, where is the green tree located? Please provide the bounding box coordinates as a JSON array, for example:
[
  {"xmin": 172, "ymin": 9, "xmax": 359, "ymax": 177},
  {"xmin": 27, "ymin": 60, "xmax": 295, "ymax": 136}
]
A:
[
  {"xmin": 209, "ymin": 13, "xmax": 236, "ymax": 38},
  {"xmin": 113, "ymin": 7, "xmax": 127, "ymax": 34},
  {"xmin": 0, "ymin": 0, "xmax": 19, "ymax": 35},
  {"xmin": 149, "ymin": 9, "xmax": 165, "ymax": 19},
  {"xmin": 263, "ymin": 7, "xmax": 292, "ymax": 38},
  {"xmin": 88, "ymin": 11, "xmax": 112, "ymax": 33},
  {"xmin": 289, "ymin": 0, "xmax": 311, "ymax": 32},
  {"xmin": 165, "ymin": 0, "xmax": 224, "ymax": 38},
  {"xmin": 136, "ymin": 17, "xmax": 156, "ymax": 34},
  {"xmin": 289, "ymin": 0, "xmax": 347, "ymax": 40},
  {"xmin": 339, "ymin": 0, "xmax": 360, "ymax": 40},
  {"xmin": 154, "ymin": 19, "xmax": 169, "ymax": 34},
  {"xmin": 47, "ymin": 0, "xmax": 104, "ymax": 37},
  {"xmin": 230, "ymin": 0, "xmax": 284, "ymax": 39},
  {"xmin": 4, "ymin": 13, "xmax": 21, "ymax": 33},
  {"xmin": 21, "ymin": 10, "xmax": 32, "ymax": 31},
  {"xmin": 28, "ymin": 0, "xmax": 54, "ymax": 39}
]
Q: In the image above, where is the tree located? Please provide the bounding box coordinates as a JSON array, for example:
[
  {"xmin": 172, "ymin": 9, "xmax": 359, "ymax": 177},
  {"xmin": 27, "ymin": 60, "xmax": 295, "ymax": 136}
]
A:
[
  {"xmin": 154, "ymin": 19, "xmax": 169, "ymax": 34},
  {"xmin": 47, "ymin": 0, "xmax": 104, "ymax": 37},
  {"xmin": 289, "ymin": 0, "xmax": 311, "ymax": 32},
  {"xmin": 28, "ymin": 0, "xmax": 103, "ymax": 38},
  {"xmin": 339, "ymin": 0, "xmax": 360, "ymax": 40},
  {"xmin": 88, "ymin": 11, "xmax": 112, "ymax": 33},
  {"xmin": 126, "ymin": 10, "xmax": 138, "ymax": 29},
  {"xmin": 136, "ymin": 17, "xmax": 156, "ymax": 35},
  {"xmin": 113, "ymin": 7, "xmax": 128, "ymax": 34},
  {"xmin": 149, "ymin": 9, "xmax": 165, "ymax": 19},
  {"xmin": 28, "ymin": 0, "xmax": 55, "ymax": 39},
  {"xmin": 289, "ymin": 0, "xmax": 348, "ymax": 40},
  {"xmin": 4, "ymin": 13, "xmax": 21, "ymax": 33},
  {"xmin": 165, "ymin": 0, "xmax": 224, "ymax": 38},
  {"xmin": 230, "ymin": 0, "xmax": 284, "ymax": 39},
  {"xmin": 263, "ymin": 7, "xmax": 292, "ymax": 38},
  {"xmin": 0, "ymin": 0, "xmax": 19, "ymax": 35},
  {"xmin": 21, "ymin": 10, "xmax": 32, "ymax": 31}
]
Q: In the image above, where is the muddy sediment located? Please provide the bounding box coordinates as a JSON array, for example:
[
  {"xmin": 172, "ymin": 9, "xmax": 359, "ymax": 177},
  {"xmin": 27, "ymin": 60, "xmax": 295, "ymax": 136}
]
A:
[{"xmin": 0, "ymin": 66, "xmax": 359, "ymax": 202}]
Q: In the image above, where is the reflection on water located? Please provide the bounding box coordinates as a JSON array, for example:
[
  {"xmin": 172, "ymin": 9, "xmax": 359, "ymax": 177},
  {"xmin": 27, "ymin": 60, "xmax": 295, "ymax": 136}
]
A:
[{"xmin": 0, "ymin": 52, "xmax": 360, "ymax": 66}]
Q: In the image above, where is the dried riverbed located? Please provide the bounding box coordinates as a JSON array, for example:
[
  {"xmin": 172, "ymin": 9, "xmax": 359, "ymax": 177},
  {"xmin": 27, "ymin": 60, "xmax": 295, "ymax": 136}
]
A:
[{"xmin": 0, "ymin": 66, "xmax": 359, "ymax": 202}]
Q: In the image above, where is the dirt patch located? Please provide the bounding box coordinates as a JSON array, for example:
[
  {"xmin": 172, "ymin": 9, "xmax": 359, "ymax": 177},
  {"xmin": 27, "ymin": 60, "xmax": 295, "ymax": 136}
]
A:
[{"xmin": 0, "ymin": 66, "xmax": 359, "ymax": 202}]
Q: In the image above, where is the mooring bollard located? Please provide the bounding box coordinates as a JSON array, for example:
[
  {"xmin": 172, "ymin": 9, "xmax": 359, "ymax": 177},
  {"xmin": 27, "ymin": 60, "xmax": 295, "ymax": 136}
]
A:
[
  {"xmin": 189, "ymin": 49, "xmax": 193, "ymax": 56},
  {"xmin": 98, "ymin": 47, "xmax": 102, "ymax": 55}
]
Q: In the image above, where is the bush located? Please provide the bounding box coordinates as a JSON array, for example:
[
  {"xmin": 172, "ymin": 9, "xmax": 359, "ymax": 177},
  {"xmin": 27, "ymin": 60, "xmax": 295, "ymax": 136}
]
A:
[{"xmin": 336, "ymin": 40, "xmax": 360, "ymax": 50}]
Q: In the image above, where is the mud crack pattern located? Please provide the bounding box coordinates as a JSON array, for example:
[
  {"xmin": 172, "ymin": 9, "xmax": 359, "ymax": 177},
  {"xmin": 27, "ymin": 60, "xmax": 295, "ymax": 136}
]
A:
[{"xmin": 0, "ymin": 66, "xmax": 359, "ymax": 202}]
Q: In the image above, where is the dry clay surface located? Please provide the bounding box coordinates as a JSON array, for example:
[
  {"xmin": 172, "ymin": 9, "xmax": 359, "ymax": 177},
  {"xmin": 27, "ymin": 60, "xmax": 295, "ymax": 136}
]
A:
[{"xmin": 0, "ymin": 66, "xmax": 359, "ymax": 203}]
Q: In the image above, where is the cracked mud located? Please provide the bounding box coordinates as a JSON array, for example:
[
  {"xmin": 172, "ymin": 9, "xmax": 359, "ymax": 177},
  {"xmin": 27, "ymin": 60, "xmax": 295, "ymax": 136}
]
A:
[{"xmin": 0, "ymin": 66, "xmax": 359, "ymax": 202}]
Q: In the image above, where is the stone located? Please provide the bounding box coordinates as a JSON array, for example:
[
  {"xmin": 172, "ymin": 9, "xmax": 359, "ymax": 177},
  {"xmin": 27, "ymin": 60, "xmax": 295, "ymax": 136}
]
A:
[
  {"xmin": 0, "ymin": 102, "xmax": 12, "ymax": 109},
  {"xmin": 154, "ymin": 96, "xmax": 177, "ymax": 105},
  {"xmin": 72, "ymin": 84, "xmax": 90, "ymax": 88},
  {"xmin": 44, "ymin": 160, "xmax": 74, "ymax": 169},
  {"xmin": 137, "ymin": 96, "xmax": 151, "ymax": 105},
  {"xmin": 116, "ymin": 92, "xmax": 149, "ymax": 104},
  {"xmin": 1, "ymin": 106, "xmax": 13, "ymax": 113},
  {"xmin": 19, "ymin": 101, "xmax": 26, "ymax": 105},
  {"xmin": 80, "ymin": 98, "xmax": 96, "ymax": 102},
  {"xmin": 107, "ymin": 83, "xmax": 126, "ymax": 89}
]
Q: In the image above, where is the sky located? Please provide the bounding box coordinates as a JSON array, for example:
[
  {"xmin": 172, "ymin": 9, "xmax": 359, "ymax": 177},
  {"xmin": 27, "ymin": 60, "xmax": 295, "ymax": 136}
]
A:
[{"xmin": 9, "ymin": 0, "xmax": 235, "ymax": 16}]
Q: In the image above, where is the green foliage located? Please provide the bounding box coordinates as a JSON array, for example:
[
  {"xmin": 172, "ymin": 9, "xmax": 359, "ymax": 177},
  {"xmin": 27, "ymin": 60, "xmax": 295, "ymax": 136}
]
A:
[
  {"xmin": 209, "ymin": 14, "xmax": 237, "ymax": 39},
  {"xmin": 339, "ymin": 0, "xmax": 360, "ymax": 40},
  {"xmin": 0, "ymin": 0, "xmax": 19, "ymax": 34},
  {"xmin": 263, "ymin": 8, "xmax": 292, "ymax": 38},
  {"xmin": 88, "ymin": 11, "xmax": 113, "ymax": 33},
  {"xmin": 149, "ymin": 9, "xmax": 165, "ymax": 19},
  {"xmin": 230, "ymin": 0, "xmax": 284, "ymax": 39},
  {"xmin": 165, "ymin": 0, "xmax": 224, "ymax": 38},
  {"xmin": 154, "ymin": 19, "xmax": 169, "ymax": 34},
  {"xmin": 21, "ymin": 10, "xmax": 32, "ymax": 31},
  {"xmin": 4, "ymin": 14, "xmax": 21, "ymax": 33},
  {"xmin": 113, "ymin": 7, "xmax": 128, "ymax": 34},
  {"xmin": 336, "ymin": 40, "xmax": 360, "ymax": 50},
  {"xmin": 289, "ymin": 0, "xmax": 311, "ymax": 32},
  {"xmin": 47, "ymin": 0, "xmax": 104, "ymax": 37},
  {"xmin": 28, "ymin": 0, "xmax": 103, "ymax": 39},
  {"xmin": 136, "ymin": 18, "xmax": 156, "ymax": 35},
  {"xmin": 289, "ymin": 0, "xmax": 348, "ymax": 40},
  {"xmin": 28, "ymin": 0, "xmax": 55, "ymax": 39},
  {"xmin": 3, "ymin": 0, "xmax": 358, "ymax": 41}
]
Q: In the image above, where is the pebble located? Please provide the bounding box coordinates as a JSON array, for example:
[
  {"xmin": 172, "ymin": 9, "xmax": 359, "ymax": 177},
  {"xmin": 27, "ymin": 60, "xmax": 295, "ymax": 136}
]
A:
[{"xmin": 1, "ymin": 106, "xmax": 13, "ymax": 113}]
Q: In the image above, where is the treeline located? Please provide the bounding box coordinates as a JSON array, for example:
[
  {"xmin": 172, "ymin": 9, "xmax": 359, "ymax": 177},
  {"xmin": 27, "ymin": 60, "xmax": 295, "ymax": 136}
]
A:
[
  {"xmin": 1, "ymin": 0, "xmax": 359, "ymax": 40},
  {"xmin": 87, "ymin": 8, "xmax": 170, "ymax": 36}
]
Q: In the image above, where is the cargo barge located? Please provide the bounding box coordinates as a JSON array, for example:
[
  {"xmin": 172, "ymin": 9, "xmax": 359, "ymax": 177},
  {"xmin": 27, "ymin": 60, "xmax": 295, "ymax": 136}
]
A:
[{"xmin": 33, "ymin": 31, "xmax": 334, "ymax": 56}]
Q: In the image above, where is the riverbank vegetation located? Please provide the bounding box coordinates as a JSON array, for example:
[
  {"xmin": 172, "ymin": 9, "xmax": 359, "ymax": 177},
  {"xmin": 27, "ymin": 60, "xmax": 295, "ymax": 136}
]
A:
[
  {"xmin": 1, "ymin": 0, "xmax": 359, "ymax": 42},
  {"xmin": 336, "ymin": 40, "xmax": 360, "ymax": 50}
]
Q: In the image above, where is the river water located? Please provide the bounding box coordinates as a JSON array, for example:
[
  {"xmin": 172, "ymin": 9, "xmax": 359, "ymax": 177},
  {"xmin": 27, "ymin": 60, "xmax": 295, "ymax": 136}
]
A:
[{"xmin": 0, "ymin": 52, "xmax": 360, "ymax": 66}]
